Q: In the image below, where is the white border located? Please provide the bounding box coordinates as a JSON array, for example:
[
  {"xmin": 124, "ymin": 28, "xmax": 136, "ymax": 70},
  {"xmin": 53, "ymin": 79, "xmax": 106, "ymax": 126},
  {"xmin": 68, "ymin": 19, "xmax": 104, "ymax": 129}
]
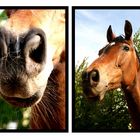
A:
[
  {"xmin": 0, "ymin": 0, "xmax": 140, "ymax": 6},
  {"xmin": 1, "ymin": 0, "xmax": 140, "ymax": 140},
  {"xmin": 1, "ymin": 132, "xmax": 140, "ymax": 140}
]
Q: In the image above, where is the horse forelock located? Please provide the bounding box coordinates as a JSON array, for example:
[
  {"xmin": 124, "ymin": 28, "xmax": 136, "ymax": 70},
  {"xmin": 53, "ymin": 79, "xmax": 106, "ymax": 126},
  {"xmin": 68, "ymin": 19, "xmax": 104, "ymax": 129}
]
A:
[
  {"xmin": 103, "ymin": 35, "xmax": 131, "ymax": 54},
  {"xmin": 104, "ymin": 35, "xmax": 140, "ymax": 68},
  {"xmin": 106, "ymin": 35, "xmax": 125, "ymax": 46},
  {"xmin": 112, "ymin": 35, "xmax": 125, "ymax": 43},
  {"xmin": 112, "ymin": 35, "xmax": 140, "ymax": 64}
]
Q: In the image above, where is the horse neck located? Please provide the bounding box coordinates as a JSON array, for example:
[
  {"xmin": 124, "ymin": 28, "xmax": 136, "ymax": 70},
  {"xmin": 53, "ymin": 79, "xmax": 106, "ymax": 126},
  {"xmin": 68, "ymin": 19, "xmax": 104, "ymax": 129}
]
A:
[{"xmin": 123, "ymin": 68, "xmax": 140, "ymax": 129}]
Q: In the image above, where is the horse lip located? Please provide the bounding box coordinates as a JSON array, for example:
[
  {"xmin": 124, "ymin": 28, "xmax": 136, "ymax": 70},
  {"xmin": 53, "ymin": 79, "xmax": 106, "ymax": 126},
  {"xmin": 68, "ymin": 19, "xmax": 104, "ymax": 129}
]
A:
[
  {"xmin": 82, "ymin": 80, "xmax": 107, "ymax": 101},
  {"xmin": 0, "ymin": 91, "xmax": 42, "ymax": 107},
  {"xmin": 89, "ymin": 86, "xmax": 107, "ymax": 100}
]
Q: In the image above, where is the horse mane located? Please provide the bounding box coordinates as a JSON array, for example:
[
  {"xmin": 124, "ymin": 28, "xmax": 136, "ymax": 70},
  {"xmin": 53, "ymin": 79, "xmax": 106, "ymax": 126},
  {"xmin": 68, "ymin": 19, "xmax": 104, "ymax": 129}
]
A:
[
  {"xmin": 102, "ymin": 35, "xmax": 125, "ymax": 53},
  {"xmin": 112, "ymin": 35, "xmax": 125, "ymax": 43}
]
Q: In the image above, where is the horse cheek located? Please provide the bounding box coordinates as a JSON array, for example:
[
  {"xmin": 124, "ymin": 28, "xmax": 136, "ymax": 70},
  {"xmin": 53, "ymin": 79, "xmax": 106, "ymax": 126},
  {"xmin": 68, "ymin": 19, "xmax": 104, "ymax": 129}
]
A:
[{"xmin": 122, "ymin": 58, "xmax": 137, "ymax": 86}]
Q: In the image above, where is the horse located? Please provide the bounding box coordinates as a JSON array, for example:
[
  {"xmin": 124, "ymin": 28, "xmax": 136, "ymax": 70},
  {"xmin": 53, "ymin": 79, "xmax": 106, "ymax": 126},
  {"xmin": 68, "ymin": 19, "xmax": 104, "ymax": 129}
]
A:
[
  {"xmin": 0, "ymin": 9, "xmax": 66, "ymax": 130},
  {"xmin": 82, "ymin": 20, "xmax": 140, "ymax": 129}
]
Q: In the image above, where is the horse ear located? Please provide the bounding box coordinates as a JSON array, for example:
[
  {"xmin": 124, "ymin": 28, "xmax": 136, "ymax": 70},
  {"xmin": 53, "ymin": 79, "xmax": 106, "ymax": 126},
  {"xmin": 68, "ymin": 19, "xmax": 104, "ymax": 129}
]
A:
[
  {"xmin": 107, "ymin": 25, "xmax": 115, "ymax": 43},
  {"xmin": 124, "ymin": 20, "xmax": 132, "ymax": 40}
]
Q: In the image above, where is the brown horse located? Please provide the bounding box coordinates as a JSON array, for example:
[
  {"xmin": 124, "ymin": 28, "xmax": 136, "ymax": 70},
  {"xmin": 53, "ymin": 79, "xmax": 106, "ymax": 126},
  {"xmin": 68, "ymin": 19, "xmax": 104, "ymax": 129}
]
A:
[
  {"xmin": 82, "ymin": 20, "xmax": 140, "ymax": 129},
  {"xmin": 0, "ymin": 10, "xmax": 66, "ymax": 130}
]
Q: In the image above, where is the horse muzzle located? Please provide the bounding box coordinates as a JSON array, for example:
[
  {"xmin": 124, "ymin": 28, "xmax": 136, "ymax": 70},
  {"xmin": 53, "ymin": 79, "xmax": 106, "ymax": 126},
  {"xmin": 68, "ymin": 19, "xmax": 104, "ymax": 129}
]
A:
[{"xmin": 82, "ymin": 69, "xmax": 108, "ymax": 100}]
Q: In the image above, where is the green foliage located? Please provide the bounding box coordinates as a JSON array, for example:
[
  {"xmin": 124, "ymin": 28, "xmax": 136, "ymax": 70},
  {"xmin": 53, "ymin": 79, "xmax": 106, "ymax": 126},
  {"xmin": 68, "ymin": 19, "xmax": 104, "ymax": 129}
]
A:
[
  {"xmin": 75, "ymin": 59, "xmax": 131, "ymax": 131},
  {"xmin": 0, "ymin": 10, "xmax": 8, "ymax": 26},
  {"xmin": 0, "ymin": 98, "xmax": 30, "ymax": 129},
  {"xmin": 75, "ymin": 29, "xmax": 140, "ymax": 131},
  {"xmin": 133, "ymin": 28, "xmax": 140, "ymax": 55},
  {"xmin": 75, "ymin": 58, "xmax": 88, "ymax": 95},
  {"xmin": 0, "ymin": 11, "xmax": 8, "ymax": 20}
]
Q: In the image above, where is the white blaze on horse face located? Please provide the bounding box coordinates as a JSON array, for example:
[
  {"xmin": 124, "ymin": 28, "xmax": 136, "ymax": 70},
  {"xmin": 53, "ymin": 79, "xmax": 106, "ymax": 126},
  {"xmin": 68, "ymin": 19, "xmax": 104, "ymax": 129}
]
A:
[{"xmin": 109, "ymin": 42, "xmax": 115, "ymax": 46}]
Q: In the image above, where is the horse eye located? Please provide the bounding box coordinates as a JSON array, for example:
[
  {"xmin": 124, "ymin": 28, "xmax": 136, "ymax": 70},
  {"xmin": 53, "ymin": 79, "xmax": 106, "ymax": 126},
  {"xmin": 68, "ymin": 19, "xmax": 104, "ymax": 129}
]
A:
[{"xmin": 123, "ymin": 46, "xmax": 129, "ymax": 51}]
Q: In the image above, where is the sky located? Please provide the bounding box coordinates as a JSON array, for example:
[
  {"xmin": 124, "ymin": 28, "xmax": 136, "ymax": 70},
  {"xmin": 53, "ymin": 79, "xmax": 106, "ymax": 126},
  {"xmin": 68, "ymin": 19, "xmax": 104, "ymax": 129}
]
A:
[{"xmin": 75, "ymin": 9, "xmax": 140, "ymax": 66}]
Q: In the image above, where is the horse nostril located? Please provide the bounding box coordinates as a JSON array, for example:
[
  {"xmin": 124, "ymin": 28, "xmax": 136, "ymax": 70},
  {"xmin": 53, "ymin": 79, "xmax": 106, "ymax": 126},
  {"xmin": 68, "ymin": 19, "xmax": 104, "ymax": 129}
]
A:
[
  {"xmin": 24, "ymin": 28, "xmax": 46, "ymax": 64},
  {"xmin": 23, "ymin": 28, "xmax": 47, "ymax": 75},
  {"xmin": 90, "ymin": 69, "xmax": 99, "ymax": 82}
]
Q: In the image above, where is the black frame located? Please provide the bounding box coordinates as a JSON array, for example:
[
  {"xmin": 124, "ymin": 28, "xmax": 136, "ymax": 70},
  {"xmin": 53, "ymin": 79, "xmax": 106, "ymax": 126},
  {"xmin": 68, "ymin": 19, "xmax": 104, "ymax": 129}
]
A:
[
  {"xmin": 72, "ymin": 6, "xmax": 140, "ymax": 132},
  {"xmin": 0, "ymin": 6, "xmax": 69, "ymax": 133}
]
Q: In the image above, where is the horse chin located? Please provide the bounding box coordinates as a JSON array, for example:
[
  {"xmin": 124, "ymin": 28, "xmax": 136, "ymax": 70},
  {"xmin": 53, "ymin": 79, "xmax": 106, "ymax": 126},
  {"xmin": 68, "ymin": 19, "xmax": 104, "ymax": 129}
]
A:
[
  {"xmin": 0, "ymin": 91, "xmax": 43, "ymax": 107},
  {"xmin": 99, "ymin": 91, "xmax": 106, "ymax": 101},
  {"xmin": 83, "ymin": 84, "xmax": 107, "ymax": 101}
]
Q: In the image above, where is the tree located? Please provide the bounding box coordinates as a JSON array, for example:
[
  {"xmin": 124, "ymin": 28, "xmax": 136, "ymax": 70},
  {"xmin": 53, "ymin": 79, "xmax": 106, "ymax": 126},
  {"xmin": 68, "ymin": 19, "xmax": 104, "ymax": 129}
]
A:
[{"xmin": 133, "ymin": 28, "xmax": 140, "ymax": 55}]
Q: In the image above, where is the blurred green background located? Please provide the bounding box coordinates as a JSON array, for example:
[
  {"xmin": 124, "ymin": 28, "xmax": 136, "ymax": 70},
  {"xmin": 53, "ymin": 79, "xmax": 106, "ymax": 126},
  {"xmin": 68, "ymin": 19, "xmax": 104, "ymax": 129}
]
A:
[
  {"xmin": 0, "ymin": 10, "xmax": 30, "ymax": 130},
  {"xmin": 74, "ymin": 27, "xmax": 140, "ymax": 131}
]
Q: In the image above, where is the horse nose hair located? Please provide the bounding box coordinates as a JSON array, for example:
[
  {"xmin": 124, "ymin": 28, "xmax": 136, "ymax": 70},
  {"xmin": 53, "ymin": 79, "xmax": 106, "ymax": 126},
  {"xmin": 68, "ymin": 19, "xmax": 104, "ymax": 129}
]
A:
[{"xmin": 90, "ymin": 69, "xmax": 99, "ymax": 83}]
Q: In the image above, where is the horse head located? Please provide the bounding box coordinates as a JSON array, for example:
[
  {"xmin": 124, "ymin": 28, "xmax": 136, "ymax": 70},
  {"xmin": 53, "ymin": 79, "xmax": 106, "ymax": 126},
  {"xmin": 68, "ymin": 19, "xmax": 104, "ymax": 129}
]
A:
[
  {"xmin": 0, "ymin": 10, "xmax": 65, "ymax": 107},
  {"xmin": 82, "ymin": 20, "xmax": 139, "ymax": 101}
]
